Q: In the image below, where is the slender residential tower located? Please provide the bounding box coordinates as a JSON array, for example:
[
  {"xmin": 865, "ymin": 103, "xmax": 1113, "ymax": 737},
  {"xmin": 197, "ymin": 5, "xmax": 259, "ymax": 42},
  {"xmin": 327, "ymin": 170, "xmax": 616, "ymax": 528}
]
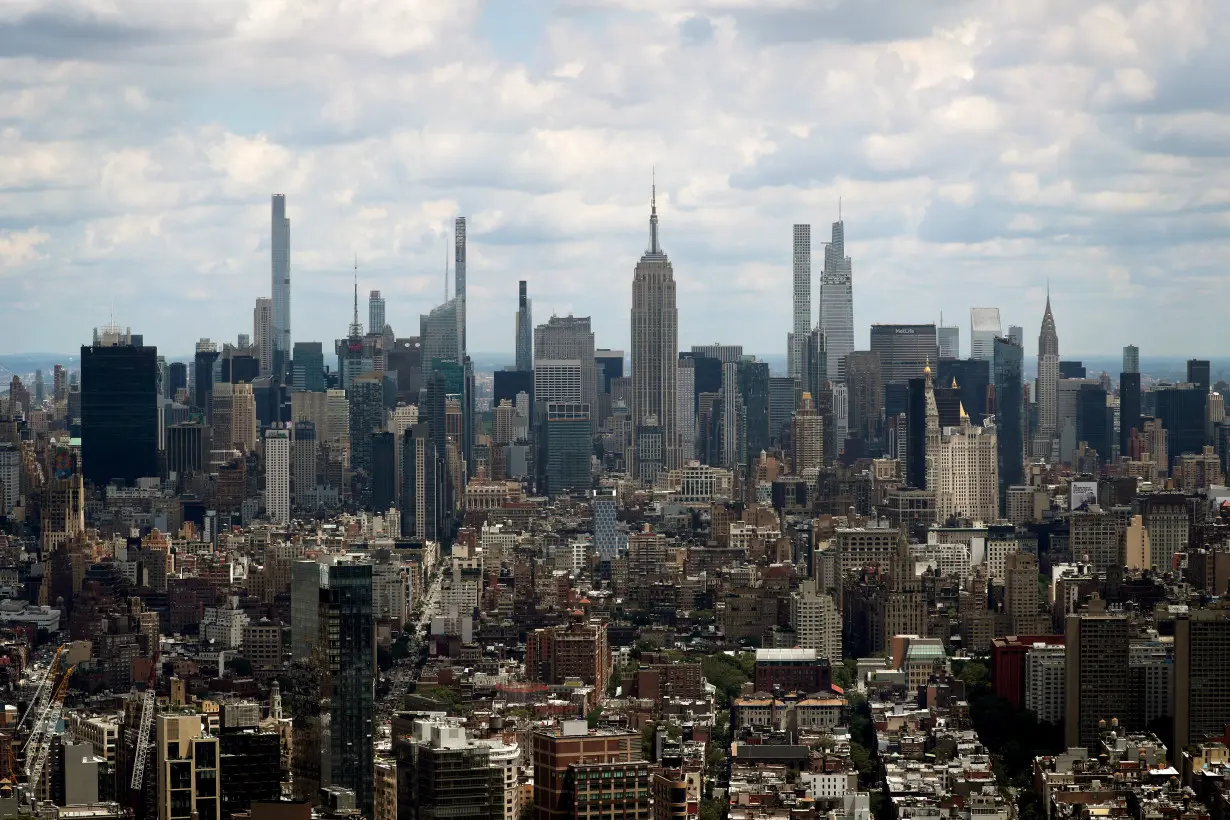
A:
[
  {"xmin": 271, "ymin": 194, "xmax": 290, "ymax": 382},
  {"xmin": 788, "ymin": 224, "xmax": 811, "ymax": 384},
  {"xmin": 631, "ymin": 179, "xmax": 680, "ymax": 478},
  {"xmin": 455, "ymin": 217, "xmax": 467, "ymax": 350},
  {"xmin": 819, "ymin": 215, "xmax": 854, "ymax": 382},
  {"xmin": 516, "ymin": 281, "xmax": 533, "ymax": 372},
  {"xmin": 1035, "ymin": 288, "xmax": 1060, "ymax": 459}
]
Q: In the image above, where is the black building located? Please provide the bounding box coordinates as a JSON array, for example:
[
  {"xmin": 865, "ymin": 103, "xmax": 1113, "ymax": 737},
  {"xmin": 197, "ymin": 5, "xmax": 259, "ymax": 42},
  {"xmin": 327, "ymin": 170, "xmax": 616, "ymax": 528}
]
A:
[
  {"xmin": 81, "ymin": 341, "xmax": 158, "ymax": 487},
  {"xmin": 1187, "ymin": 359, "xmax": 1212, "ymax": 395},
  {"xmin": 906, "ymin": 378, "xmax": 925, "ymax": 489},
  {"xmin": 1076, "ymin": 383, "xmax": 1110, "ymax": 464},
  {"xmin": 194, "ymin": 348, "xmax": 220, "ymax": 418},
  {"xmin": 595, "ymin": 350, "xmax": 624, "ymax": 392},
  {"xmin": 993, "ymin": 337, "xmax": 1024, "ymax": 507},
  {"xmin": 1120, "ymin": 372, "xmax": 1141, "ymax": 458},
  {"xmin": 292, "ymin": 341, "xmax": 327, "ymax": 392},
  {"xmin": 681, "ymin": 352, "xmax": 723, "ymax": 416},
  {"xmin": 371, "ymin": 431, "xmax": 397, "ymax": 512},
  {"xmin": 493, "ymin": 368, "xmax": 533, "ymax": 409},
  {"xmin": 219, "ymin": 730, "xmax": 281, "ymax": 819},
  {"xmin": 936, "ymin": 358, "xmax": 991, "ymax": 425},
  {"xmin": 737, "ymin": 360, "xmax": 771, "ymax": 461},
  {"xmin": 1156, "ymin": 385, "xmax": 1207, "ymax": 459},
  {"xmin": 167, "ymin": 423, "xmax": 207, "ymax": 476},
  {"xmin": 168, "ymin": 362, "xmax": 188, "ymax": 398},
  {"xmin": 1059, "ymin": 361, "xmax": 1086, "ymax": 379},
  {"xmin": 223, "ymin": 354, "xmax": 259, "ymax": 385}
]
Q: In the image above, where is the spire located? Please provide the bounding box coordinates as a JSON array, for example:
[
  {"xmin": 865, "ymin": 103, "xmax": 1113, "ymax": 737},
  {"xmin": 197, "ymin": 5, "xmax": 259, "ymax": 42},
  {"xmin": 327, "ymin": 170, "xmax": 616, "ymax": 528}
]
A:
[
  {"xmin": 349, "ymin": 256, "xmax": 362, "ymax": 338},
  {"xmin": 649, "ymin": 167, "xmax": 661, "ymax": 255}
]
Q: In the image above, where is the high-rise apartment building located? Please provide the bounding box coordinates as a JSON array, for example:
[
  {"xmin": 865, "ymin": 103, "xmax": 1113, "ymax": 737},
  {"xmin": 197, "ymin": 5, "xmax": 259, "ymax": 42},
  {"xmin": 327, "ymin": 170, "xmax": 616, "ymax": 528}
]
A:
[
  {"xmin": 271, "ymin": 194, "xmax": 291, "ymax": 381},
  {"xmin": 525, "ymin": 622, "xmax": 611, "ymax": 701},
  {"xmin": 515, "ymin": 281, "xmax": 533, "ymax": 372},
  {"xmin": 819, "ymin": 218, "xmax": 854, "ymax": 382},
  {"xmin": 1024, "ymin": 644, "xmax": 1066, "ymax": 726},
  {"xmin": 254, "ymin": 297, "xmax": 274, "ymax": 377},
  {"xmin": 791, "ymin": 393, "xmax": 824, "ymax": 474},
  {"xmin": 232, "ymin": 382, "xmax": 257, "ymax": 452},
  {"xmin": 969, "ymin": 308, "xmax": 1001, "ymax": 363},
  {"xmin": 1123, "ymin": 345, "xmax": 1140, "ymax": 374},
  {"xmin": 532, "ymin": 723, "xmax": 649, "ymax": 820},
  {"xmin": 81, "ymin": 326, "xmax": 158, "ymax": 487},
  {"xmin": 631, "ymin": 184, "xmax": 680, "ymax": 478},
  {"xmin": 455, "ymin": 217, "xmax": 467, "ymax": 352},
  {"xmin": 1064, "ymin": 611, "xmax": 1131, "ymax": 750},
  {"xmin": 1174, "ymin": 608, "xmax": 1230, "ymax": 751},
  {"xmin": 320, "ymin": 562, "xmax": 375, "ymax": 817},
  {"xmin": 788, "ymin": 224, "xmax": 811, "ymax": 384},
  {"xmin": 1035, "ymin": 292, "xmax": 1060, "ymax": 458},
  {"xmin": 927, "ymin": 368, "xmax": 998, "ymax": 523},
  {"xmin": 265, "ymin": 427, "xmax": 290, "ymax": 523},
  {"xmin": 789, "ymin": 580, "xmax": 841, "ymax": 662}
]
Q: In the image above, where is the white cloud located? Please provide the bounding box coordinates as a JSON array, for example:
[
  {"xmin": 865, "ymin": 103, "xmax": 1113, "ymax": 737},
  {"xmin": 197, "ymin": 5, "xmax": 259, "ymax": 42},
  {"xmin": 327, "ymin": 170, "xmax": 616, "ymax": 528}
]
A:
[{"xmin": 0, "ymin": 227, "xmax": 50, "ymax": 269}]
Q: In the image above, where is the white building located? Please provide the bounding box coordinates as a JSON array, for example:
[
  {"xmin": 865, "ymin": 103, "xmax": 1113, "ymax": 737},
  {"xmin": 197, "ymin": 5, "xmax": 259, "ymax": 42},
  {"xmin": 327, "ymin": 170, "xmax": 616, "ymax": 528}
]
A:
[
  {"xmin": 534, "ymin": 360, "xmax": 582, "ymax": 406},
  {"xmin": 201, "ymin": 599, "xmax": 249, "ymax": 650},
  {"xmin": 1024, "ymin": 643, "xmax": 1065, "ymax": 725},
  {"xmin": 789, "ymin": 581, "xmax": 842, "ymax": 662},
  {"xmin": 265, "ymin": 427, "xmax": 290, "ymax": 524},
  {"xmin": 927, "ymin": 369, "xmax": 999, "ymax": 525},
  {"xmin": 970, "ymin": 307, "xmax": 1001, "ymax": 363},
  {"xmin": 819, "ymin": 219, "xmax": 854, "ymax": 382}
]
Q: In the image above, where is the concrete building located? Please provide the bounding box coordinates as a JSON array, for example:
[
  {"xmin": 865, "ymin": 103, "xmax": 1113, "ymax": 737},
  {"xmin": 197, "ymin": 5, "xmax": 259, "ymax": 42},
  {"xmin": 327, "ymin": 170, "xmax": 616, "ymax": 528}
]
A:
[
  {"xmin": 1065, "ymin": 610, "xmax": 1131, "ymax": 750},
  {"xmin": 790, "ymin": 581, "xmax": 842, "ymax": 662},
  {"xmin": 265, "ymin": 427, "xmax": 290, "ymax": 524},
  {"xmin": 1174, "ymin": 608, "xmax": 1230, "ymax": 751},
  {"xmin": 1024, "ymin": 643, "xmax": 1066, "ymax": 725},
  {"xmin": 532, "ymin": 723, "xmax": 648, "ymax": 820},
  {"xmin": 157, "ymin": 715, "xmax": 221, "ymax": 820}
]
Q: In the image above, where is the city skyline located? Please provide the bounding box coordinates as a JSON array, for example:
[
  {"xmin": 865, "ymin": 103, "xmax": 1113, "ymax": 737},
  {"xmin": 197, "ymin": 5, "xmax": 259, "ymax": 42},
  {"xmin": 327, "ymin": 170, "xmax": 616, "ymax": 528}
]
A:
[{"xmin": 4, "ymin": 2, "xmax": 1229, "ymax": 356}]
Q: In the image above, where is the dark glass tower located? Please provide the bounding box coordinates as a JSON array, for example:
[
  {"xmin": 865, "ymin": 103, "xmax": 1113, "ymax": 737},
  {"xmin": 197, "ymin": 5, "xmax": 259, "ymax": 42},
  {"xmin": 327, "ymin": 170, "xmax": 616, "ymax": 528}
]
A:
[
  {"xmin": 1076, "ymin": 383, "xmax": 1110, "ymax": 464},
  {"xmin": 1119, "ymin": 372, "xmax": 1141, "ymax": 459},
  {"xmin": 544, "ymin": 402, "xmax": 592, "ymax": 495},
  {"xmin": 936, "ymin": 358, "xmax": 991, "ymax": 425},
  {"xmin": 1156, "ymin": 385, "xmax": 1206, "ymax": 459},
  {"xmin": 320, "ymin": 563, "xmax": 374, "ymax": 818},
  {"xmin": 1187, "ymin": 359, "xmax": 1212, "ymax": 394},
  {"xmin": 370, "ymin": 431, "xmax": 397, "ymax": 511},
  {"xmin": 993, "ymin": 337, "xmax": 1024, "ymax": 506},
  {"xmin": 81, "ymin": 340, "xmax": 158, "ymax": 487},
  {"xmin": 292, "ymin": 342, "xmax": 326, "ymax": 392},
  {"xmin": 194, "ymin": 348, "xmax": 220, "ymax": 419},
  {"xmin": 168, "ymin": 362, "xmax": 188, "ymax": 398},
  {"xmin": 737, "ymin": 360, "xmax": 771, "ymax": 462}
]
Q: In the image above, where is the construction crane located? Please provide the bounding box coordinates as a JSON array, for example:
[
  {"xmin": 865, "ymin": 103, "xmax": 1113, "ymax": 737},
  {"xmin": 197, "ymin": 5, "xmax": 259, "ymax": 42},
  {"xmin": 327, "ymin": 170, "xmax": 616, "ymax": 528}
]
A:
[
  {"xmin": 25, "ymin": 666, "xmax": 73, "ymax": 788},
  {"xmin": 128, "ymin": 651, "xmax": 160, "ymax": 793},
  {"xmin": 16, "ymin": 646, "xmax": 64, "ymax": 736}
]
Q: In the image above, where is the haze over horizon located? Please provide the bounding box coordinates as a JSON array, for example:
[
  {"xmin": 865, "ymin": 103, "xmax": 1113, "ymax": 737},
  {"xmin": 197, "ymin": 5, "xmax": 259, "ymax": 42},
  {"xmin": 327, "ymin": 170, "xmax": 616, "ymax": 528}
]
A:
[{"xmin": 4, "ymin": 0, "xmax": 1229, "ymax": 357}]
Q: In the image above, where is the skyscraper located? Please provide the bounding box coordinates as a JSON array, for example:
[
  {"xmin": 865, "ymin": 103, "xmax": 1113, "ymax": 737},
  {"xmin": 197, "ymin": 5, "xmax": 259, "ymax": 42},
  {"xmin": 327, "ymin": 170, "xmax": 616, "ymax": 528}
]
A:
[
  {"xmin": 544, "ymin": 402, "xmax": 592, "ymax": 495},
  {"xmin": 271, "ymin": 194, "xmax": 290, "ymax": 381},
  {"xmin": 368, "ymin": 290, "xmax": 386, "ymax": 336},
  {"xmin": 456, "ymin": 217, "xmax": 467, "ymax": 352},
  {"xmin": 927, "ymin": 366, "xmax": 999, "ymax": 522},
  {"xmin": 515, "ymin": 281, "xmax": 533, "ymax": 372},
  {"xmin": 254, "ymin": 297, "xmax": 274, "ymax": 377},
  {"xmin": 788, "ymin": 224, "xmax": 811, "ymax": 383},
  {"xmin": 937, "ymin": 322, "xmax": 960, "ymax": 360},
  {"xmin": 1065, "ymin": 611, "xmax": 1131, "ymax": 750},
  {"xmin": 993, "ymin": 337, "xmax": 1024, "ymax": 506},
  {"xmin": 630, "ymin": 181, "xmax": 679, "ymax": 478},
  {"xmin": 265, "ymin": 427, "xmax": 290, "ymax": 523},
  {"xmin": 535, "ymin": 317, "xmax": 597, "ymax": 416},
  {"xmin": 970, "ymin": 308, "xmax": 1001, "ymax": 363},
  {"xmin": 1123, "ymin": 345, "xmax": 1140, "ymax": 374},
  {"xmin": 819, "ymin": 217, "xmax": 854, "ymax": 382},
  {"xmin": 1187, "ymin": 359, "xmax": 1211, "ymax": 395},
  {"xmin": 320, "ymin": 562, "xmax": 375, "ymax": 817},
  {"xmin": 869, "ymin": 324, "xmax": 939, "ymax": 404},
  {"xmin": 81, "ymin": 325, "xmax": 158, "ymax": 487},
  {"xmin": 1035, "ymin": 291, "xmax": 1060, "ymax": 459},
  {"xmin": 291, "ymin": 341, "xmax": 325, "ymax": 392},
  {"xmin": 1120, "ymin": 371, "xmax": 1141, "ymax": 459}
]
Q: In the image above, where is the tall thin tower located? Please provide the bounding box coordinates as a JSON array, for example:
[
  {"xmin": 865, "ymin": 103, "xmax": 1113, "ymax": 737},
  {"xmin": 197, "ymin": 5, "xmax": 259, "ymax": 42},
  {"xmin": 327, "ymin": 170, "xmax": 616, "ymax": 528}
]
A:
[
  {"xmin": 631, "ymin": 178, "xmax": 680, "ymax": 478},
  {"xmin": 515, "ymin": 281, "xmax": 533, "ymax": 372},
  {"xmin": 1035, "ymin": 287, "xmax": 1060, "ymax": 459},
  {"xmin": 455, "ymin": 217, "xmax": 467, "ymax": 351},
  {"xmin": 819, "ymin": 213, "xmax": 854, "ymax": 382},
  {"xmin": 788, "ymin": 224, "xmax": 811, "ymax": 384},
  {"xmin": 271, "ymin": 194, "xmax": 290, "ymax": 382}
]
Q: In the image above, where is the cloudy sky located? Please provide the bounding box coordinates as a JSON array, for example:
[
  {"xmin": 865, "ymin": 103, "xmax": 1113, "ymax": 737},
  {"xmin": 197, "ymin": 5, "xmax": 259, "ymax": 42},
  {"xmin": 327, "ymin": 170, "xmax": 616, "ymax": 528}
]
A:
[{"xmin": 3, "ymin": 0, "xmax": 1226, "ymax": 359}]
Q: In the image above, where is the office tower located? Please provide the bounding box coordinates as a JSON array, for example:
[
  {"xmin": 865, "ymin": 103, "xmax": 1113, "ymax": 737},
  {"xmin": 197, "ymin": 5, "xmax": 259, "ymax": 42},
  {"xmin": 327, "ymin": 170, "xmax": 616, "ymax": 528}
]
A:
[
  {"xmin": 768, "ymin": 376, "xmax": 795, "ymax": 447},
  {"xmin": 819, "ymin": 217, "xmax": 854, "ymax": 381},
  {"xmin": 455, "ymin": 216, "xmax": 467, "ymax": 352},
  {"xmin": 803, "ymin": 327, "xmax": 827, "ymax": 405},
  {"xmin": 1008, "ymin": 325, "xmax": 1023, "ymax": 349},
  {"xmin": 532, "ymin": 722, "xmax": 648, "ymax": 820},
  {"xmin": 1123, "ymin": 345, "xmax": 1140, "ymax": 374},
  {"xmin": 211, "ymin": 382, "xmax": 235, "ymax": 452},
  {"xmin": 318, "ymin": 562, "xmax": 375, "ymax": 816},
  {"xmin": 369, "ymin": 430, "xmax": 397, "ymax": 511},
  {"xmin": 218, "ymin": 722, "xmax": 281, "ymax": 818},
  {"xmin": 348, "ymin": 373, "xmax": 385, "ymax": 482},
  {"xmin": 594, "ymin": 349, "xmax": 623, "ymax": 392},
  {"xmin": 28, "ymin": 370, "xmax": 41, "ymax": 405},
  {"xmin": 271, "ymin": 194, "xmax": 290, "ymax": 381},
  {"xmin": 690, "ymin": 343, "xmax": 743, "ymax": 364},
  {"xmin": 1121, "ymin": 373, "xmax": 1146, "ymax": 462},
  {"xmin": 677, "ymin": 358, "xmax": 697, "ymax": 459},
  {"xmin": 232, "ymin": 382, "xmax": 257, "ymax": 452},
  {"xmin": 53, "ymin": 364, "xmax": 67, "ymax": 403},
  {"xmin": 515, "ymin": 281, "xmax": 533, "ymax": 372},
  {"xmin": 254, "ymin": 297, "xmax": 274, "ymax": 377},
  {"xmin": 737, "ymin": 360, "xmax": 770, "ymax": 461},
  {"xmin": 1075, "ymin": 383, "xmax": 1110, "ymax": 464},
  {"xmin": 993, "ymin": 337, "xmax": 1024, "ymax": 506},
  {"xmin": 420, "ymin": 298, "xmax": 462, "ymax": 366},
  {"xmin": 1174, "ymin": 609, "xmax": 1230, "ymax": 751},
  {"xmin": 928, "ymin": 369, "xmax": 999, "ymax": 522},
  {"xmin": 788, "ymin": 224, "xmax": 811, "ymax": 383},
  {"xmin": 265, "ymin": 427, "xmax": 290, "ymax": 523},
  {"xmin": 845, "ymin": 351, "xmax": 882, "ymax": 443},
  {"xmin": 544, "ymin": 402, "xmax": 592, "ymax": 495},
  {"xmin": 593, "ymin": 491, "xmax": 618, "ymax": 560},
  {"xmin": 719, "ymin": 361, "xmax": 741, "ymax": 469},
  {"xmin": 936, "ymin": 359, "xmax": 991, "ymax": 425},
  {"xmin": 368, "ymin": 290, "xmax": 386, "ymax": 337},
  {"xmin": 1059, "ymin": 361, "xmax": 1086, "ymax": 379},
  {"xmin": 869, "ymin": 324, "xmax": 939, "ymax": 402},
  {"xmin": 1142, "ymin": 493, "xmax": 1188, "ymax": 572},
  {"xmin": 397, "ymin": 720, "xmax": 504, "ymax": 820},
  {"xmin": 791, "ymin": 392, "xmax": 824, "ymax": 473},
  {"xmin": 194, "ymin": 339, "xmax": 220, "ymax": 417},
  {"xmin": 157, "ymin": 714, "xmax": 221, "ymax": 820},
  {"xmin": 493, "ymin": 369, "xmax": 533, "ymax": 410},
  {"xmin": 1188, "ymin": 359, "xmax": 1212, "ymax": 394},
  {"xmin": 535, "ymin": 316, "xmax": 597, "ymax": 415},
  {"xmin": 291, "ymin": 420, "xmax": 317, "ymax": 505},
  {"xmin": 790, "ymin": 580, "xmax": 841, "ymax": 662},
  {"xmin": 291, "ymin": 342, "xmax": 325, "ymax": 392},
  {"xmin": 1156, "ymin": 384, "xmax": 1206, "ymax": 460},
  {"xmin": 81, "ymin": 326, "xmax": 158, "ymax": 487},
  {"xmin": 533, "ymin": 360, "xmax": 583, "ymax": 409},
  {"xmin": 970, "ymin": 308, "xmax": 1001, "ymax": 362},
  {"xmin": 167, "ymin": 423, "xmax": 207, "ymax": 477},
  {"xmin": 630, "ymin": 183, "xmax": 680, "ymax": 477},
  {"xmin": 937, "ymin": 322, "xmax": 959, "ymax": 360},
  {"xmin": 1065, "ymin": 611, "xmax": 1131, "ymax": 750},
  {"xmin": 1004, "ymin": 552, "xmax": 1045, "ymax": 635},
  {"xmin": 1035, "ymin": 291, "xmax": 1059, "ymax": 458}
]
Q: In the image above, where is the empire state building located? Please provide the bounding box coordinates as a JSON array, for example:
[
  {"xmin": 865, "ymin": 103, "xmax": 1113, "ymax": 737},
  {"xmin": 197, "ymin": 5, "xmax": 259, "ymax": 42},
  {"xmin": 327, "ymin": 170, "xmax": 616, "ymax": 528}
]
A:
[{"xmin": 631, "ymin": 183, "xmax": 680, "ymax": 481}]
